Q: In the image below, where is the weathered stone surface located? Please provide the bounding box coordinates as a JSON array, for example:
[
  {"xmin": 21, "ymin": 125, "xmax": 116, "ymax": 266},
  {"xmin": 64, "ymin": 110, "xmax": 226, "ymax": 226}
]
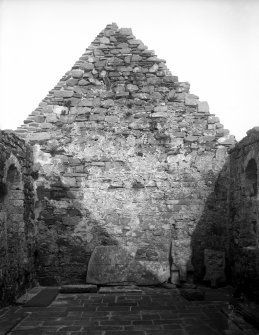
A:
[
  {"xmin": 126, "ymin": 84, "xmax": 138, "ymax": 92},
  {"xmin": 0, "ymin": 131, "xmax": 36, "ymax": 307},
  {"xmin": 153, "ymin": 106, "xmax": 167, "ymax": 113},
  {"xmin": 60, "ymin": 284, "xmax": 97, "ymax": 293},
  {"xmin": 229, "ymin": 129, "xmax": 259, "ymax": 294},
  {"xmin": 204, "ymin": 249, "xmax": 226, "ymax": 287},
  {"xmin": 54, "ymin": 90, "xmax": 74, "ymax": 98},
  {"xmin": 15, "ymin": 23, "xmax": 236, "ymax": 287},
  {"xmin": 87, "ymin": 246, "xmax": 170, "ymax": 285},
  {"xmin": 180, "ymin": 288, "xmax": 204, "ymax": 301},
  {"xmin": 71, "ymin": 69, "xmax": 84, "ymax": 78},
  {"xmin": 198, "ymin": 101, "xmax": 209, "ymax": 113},
  {"xmin": 185, "ymin": 95, "xmax": 198, "ymax": 106},
  {"xmin": 98, "ymin": 286, "xmax": 142, "ymax": 293},
  {"xmin": 100, "ymin": 36, "xmax": 109, "ymax": 44},
  {"xmin": 119, "ymin": 27, "xmax": 132, "ymax": 35}
]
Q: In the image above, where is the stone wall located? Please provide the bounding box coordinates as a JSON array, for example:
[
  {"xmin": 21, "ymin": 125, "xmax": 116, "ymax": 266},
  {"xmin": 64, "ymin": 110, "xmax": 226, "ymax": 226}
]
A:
[
  {"xmin": 0, "ymin": 131, "xmax": 36, "ymax": 307},
  {"xmin": 16, "ymin": 23, "xmax": 235, "ymax": 285},
  {"xmin": 229, "ymin": 127, "xmax": 259, "ymax": 291}
]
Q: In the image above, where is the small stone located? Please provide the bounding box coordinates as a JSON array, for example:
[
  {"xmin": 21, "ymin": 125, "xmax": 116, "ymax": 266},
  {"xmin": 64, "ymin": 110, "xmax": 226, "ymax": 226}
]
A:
[
  {"xmin": 126, "ymin": 84, "xmax": 138, "ymax": 92},
  {"xmin": 218, "ymin": 136, "xmax": 236, "ymax": 146},
  {"xmin": 90, "ymin": 114, "xmax": 105, "ymax": 121},
  {"xmin": 54, "ymin": 90, "xmax": 74, "ymax": 98},
  {"xmin": 101, "ymin": 99, "xmax": 114, "ymax": 107},
  {"xmin": 185, "ymin": 95, "xmax": 198, "ymax": 106},
  {"xmin": 119, "ymin": 27, "xmax": 132, "ymax": 35},
  {"xmin": 167, "ymin": 90, "xmax": 176, "ymax": 101},
  {"xmin": 147, "ymin": 56, "xmax": 166, "ymax": 62},
  {"xmin": 71, "ymin": 69, "xmax": 84, "ymax": 78},
  {"xmin": 149, "ymin": 64, "xmax": 159, "ymax": 73},
  {"xmin": 121, "ymin": 47, "xmax": 131, "ymax": 54},
  {"xmin": 105, "ymin": 116, "xmax": 119, "ymax": 123},
  {"xmin": 152, "ymin": 112, "xmax": 167, "ymax": 118},
  {"xmin": 128, "ymin": 39, "xmax": 140, "ymax": 45},
  {"xmin": 208, "ymin": 116, "xmax": 220, "ymax": 124},
  {"xmin": 154, "ymin": 106, "xmax": 167, "ymax": 113},
  {"xmin": 198, "ymin": 101, "xmax": 209, "ymax": 113},
  {"xmin": 125, "ymin": 55, "xmax": 131, "ymax": 63},
  {"xmin": 99, "ymin": 36, "xmax": 110, "ymax": 44},
  {"xmin": 66, "ymin": 78, "xmax": 78, "ymax": 86},
  {"xmin": 185, "ymin": 135, "xmax": 198, "ymax": 142},
  {"xmin": 77, "ymin": 107, "xmax": 91, "ymax": 114},
  {"xmin": 117, "ymin": 42, "xmax": 128, "ymax": 48},
  {"xmin": 78, "ymin": 79, "xmax": 88, "ymax": 86},
  {"xmin": 131, "ymin": 54, "xmax": 142, "ymax": 62},
  {"xmin": 46, "ymin": 114, "xmax": 58, "ymax": 123},
  {"xmin": 202, "ymin": 136, "xmax": 215, "ymax": 142},
  {"xmin": 174, "ymin": 93, "xmax": 186, "ymax": 101},
  {"xmin": 83, "ymin": 63, "xmax": 94, "ymax": 71},
  {"xmin": 79, "ymin": 99, "xmax": 93, "ymax": 107}
]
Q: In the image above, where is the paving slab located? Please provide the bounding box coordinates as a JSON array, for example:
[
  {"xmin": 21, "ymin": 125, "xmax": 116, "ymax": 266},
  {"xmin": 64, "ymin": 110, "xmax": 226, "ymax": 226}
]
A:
[
  {"xmin": 60, "ymin": 284, "xmax": 98, "ymax": 293},
  {"xmin": 24, "ymin": 288, "xmax": 59, "ymax": 307},
  {"xmin": 99, "ymin": 286, "xmax": 142, "ymax": 294},
  {"xmin": 0, "ymin": 286, "xmax": 258, "ymax": 335}
]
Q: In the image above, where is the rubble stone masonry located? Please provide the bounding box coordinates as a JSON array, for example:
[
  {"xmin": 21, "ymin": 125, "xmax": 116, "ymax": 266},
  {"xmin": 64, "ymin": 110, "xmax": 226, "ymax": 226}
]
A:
[
  {"xmin": 15, "ymin": 23, "xmax": 235, "ymax": 285},
  {"xmin": 0, "ymin": 131, "xmax": 36, "ymax": 307},
  {"xmin": 229, "ymin": 127, "xmax": 259, "ymax": 290}
]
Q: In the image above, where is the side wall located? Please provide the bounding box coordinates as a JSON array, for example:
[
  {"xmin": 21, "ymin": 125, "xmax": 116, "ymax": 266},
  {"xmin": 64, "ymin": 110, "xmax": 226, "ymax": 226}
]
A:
[
  {"xmin": 0, "ymin": 131, "xmax": 36, "ymax": 307},
  {"xmin": 229, "ymin": 128, "xmax": 259, "ymax": 293}
]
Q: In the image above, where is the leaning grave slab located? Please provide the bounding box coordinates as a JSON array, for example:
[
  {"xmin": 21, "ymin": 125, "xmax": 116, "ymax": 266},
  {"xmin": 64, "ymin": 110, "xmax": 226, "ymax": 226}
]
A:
[{"xmin": 16, "ymin": 23, "xmax": 235, "ymax": 285}]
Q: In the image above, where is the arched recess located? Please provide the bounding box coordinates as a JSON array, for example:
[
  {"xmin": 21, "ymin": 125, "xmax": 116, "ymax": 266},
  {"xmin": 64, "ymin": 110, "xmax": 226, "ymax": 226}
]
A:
[
  {"xmin": 244, "ymin": 158, "xmax": 258, "ymax": 248},
  {"xmin": 2, "ymin": 155, "xmax": 27, "ymax": 297},
  {"xmin": 245, "ymin": 159, "xmax": 258, "ymax": 197}
]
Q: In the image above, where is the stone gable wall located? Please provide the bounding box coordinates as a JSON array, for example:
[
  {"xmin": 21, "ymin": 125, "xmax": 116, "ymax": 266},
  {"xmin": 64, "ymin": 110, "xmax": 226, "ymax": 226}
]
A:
[
  {"xmin": 0, "ymin": 131, "xmax": 36, "ymax": 307},
  {"xmin": 16, "ymin": 23, "xmax": 235, "ymax": 285}
]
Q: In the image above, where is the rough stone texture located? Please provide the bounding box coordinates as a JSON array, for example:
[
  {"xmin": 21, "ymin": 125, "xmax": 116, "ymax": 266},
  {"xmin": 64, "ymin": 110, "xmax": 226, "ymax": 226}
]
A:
[
  {"xmin": 16, "ymin": 23, "xmax": 235, "ymax": 285},
  {"xmin": 0, "ymin": 131, "xmax": 36, "ymax": 307},
  {"xmin": 180, "ymin": 288, "xmax": 205, "ymax": 300},
  {"xmin": 87, "ymin": 245, "xmax": 169, "ymax": 285},
  {"xmin": 59, "ymin": 284, "xmax": 97, "ymax": 293},
  {"xmin": 203, "ymin": 249, "xmax": 226, "ymax": 287},
  {"xmin": 229, "ymin": 127, "xmax": 259, "ymax": 294}
]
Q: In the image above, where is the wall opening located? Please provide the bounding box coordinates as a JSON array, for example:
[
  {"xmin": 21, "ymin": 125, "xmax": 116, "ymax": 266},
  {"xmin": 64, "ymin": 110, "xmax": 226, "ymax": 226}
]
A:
[
  {"xmin": 245, "ymin": 159, "xmax": 257, "ymax": 197},
  {"xmin": 6, "ymin": 164, "xmax": 22, "ymax": 187}
]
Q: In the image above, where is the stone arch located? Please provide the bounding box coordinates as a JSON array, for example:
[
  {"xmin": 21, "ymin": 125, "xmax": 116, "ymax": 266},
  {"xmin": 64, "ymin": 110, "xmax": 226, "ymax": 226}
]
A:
[
  {"xmin": 245, "ymin": 158, "xmax": 258, "ymax": 197},
  {"xmin": 1, "ymin": 155, "xmax": 27, "ymax": 299},
  {"xmin": 3, "ymin": 155, "xmax": 25, "ymax": 253}
]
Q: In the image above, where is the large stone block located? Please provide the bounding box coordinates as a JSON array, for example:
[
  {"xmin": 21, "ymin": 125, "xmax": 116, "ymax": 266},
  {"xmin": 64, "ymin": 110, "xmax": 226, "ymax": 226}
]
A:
[
  {"xmin": 204, "ymin": 249, "xmax": 226, "ymax": 287},
  {"xmin": 86, "ymin": 246, "xmax": 170, "ymax": 285}
]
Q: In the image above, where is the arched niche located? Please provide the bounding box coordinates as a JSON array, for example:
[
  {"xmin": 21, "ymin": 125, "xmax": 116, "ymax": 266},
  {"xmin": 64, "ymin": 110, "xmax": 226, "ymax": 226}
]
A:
[
  {"xmin": 245, "ymin": 159, "xmax": 258, "ymax": 198},
  {"xmin": 2, "ymin": 156, "xmax": 26, "ymax": 278}
]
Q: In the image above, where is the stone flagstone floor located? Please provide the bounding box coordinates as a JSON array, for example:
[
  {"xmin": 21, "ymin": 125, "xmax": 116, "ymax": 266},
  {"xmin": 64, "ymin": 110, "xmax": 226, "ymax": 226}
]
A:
[{"xmin": 0, "ymin": 286, "xmax": 258, "ymax": 335}]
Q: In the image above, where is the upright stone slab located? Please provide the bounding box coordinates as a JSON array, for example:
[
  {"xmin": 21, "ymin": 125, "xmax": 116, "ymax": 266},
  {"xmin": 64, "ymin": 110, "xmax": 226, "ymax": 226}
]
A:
[
  {"xmin": 203, "ymin": 249, "xmax": 226, "ymax": 287},
  {"xmin": 16, "ymin": 23, "xmax": 234, "ymax": 285},
  {"xmin": 86, "ymin": 246, "xmax": 170, "ymax": 285}
]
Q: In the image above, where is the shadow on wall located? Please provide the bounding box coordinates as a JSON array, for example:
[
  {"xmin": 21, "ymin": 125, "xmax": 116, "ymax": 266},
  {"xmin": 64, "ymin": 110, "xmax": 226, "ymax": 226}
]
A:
[
  {"xmin": 34, "ymin": 175, "xmax": 169, "ymax": 286},
  {"xmin": 34, "ymin": 163, "xmax": 238, "ymax": 287},
  {"xmin": 191, "ymin": 160, "xmax": 230, "ymax": 284},
  {"xmin": 0, "ymin": 156, "xmax": 35, "ymax": 306}
]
